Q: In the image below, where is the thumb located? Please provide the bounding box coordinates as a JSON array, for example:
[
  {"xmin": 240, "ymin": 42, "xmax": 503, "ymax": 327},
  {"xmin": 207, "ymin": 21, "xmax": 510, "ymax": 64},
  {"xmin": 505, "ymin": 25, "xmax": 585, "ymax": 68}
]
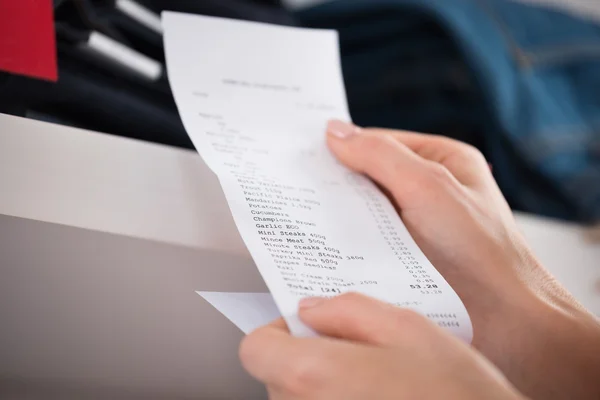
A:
[
  {"xmin": 326, "ymin": 119, "xmax": 453, "ymax": 209},
  {"xmin": 298, "ymin": 293, "xmax": 433, "ymax": 347},
  {"xmin": 364, "ymin": 127, "xmax": 492, "ymax": 189}
]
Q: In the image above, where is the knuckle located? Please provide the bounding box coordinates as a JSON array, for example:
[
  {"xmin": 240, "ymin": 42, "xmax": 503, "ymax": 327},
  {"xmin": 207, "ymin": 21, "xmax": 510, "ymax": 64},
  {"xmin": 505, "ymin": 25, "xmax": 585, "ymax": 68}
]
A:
[
  {"xmin": 426, "ymin": 163, "xmax": 453, "ymax": 183},
  {"xmin": 281, "ymin": 353, "xmax": 327, "ymax": 395},
  {"xmin": 432, "ymin": 135, "xmax": 487, "ymax": 165},
  {"xmin": 451, "ymin": 141, "xmax": 487, "ymax": 168},
  {"xmin": 461, "ymin": 143, "xmax": 486, "ymax": 162}
]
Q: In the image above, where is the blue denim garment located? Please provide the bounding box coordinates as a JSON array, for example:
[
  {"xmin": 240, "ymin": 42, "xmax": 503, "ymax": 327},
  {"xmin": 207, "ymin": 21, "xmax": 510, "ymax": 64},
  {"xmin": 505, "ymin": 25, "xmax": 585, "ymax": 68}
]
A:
[{"xmin": 298, "ymin": 0, "xmax": 600, "ymax": 222}]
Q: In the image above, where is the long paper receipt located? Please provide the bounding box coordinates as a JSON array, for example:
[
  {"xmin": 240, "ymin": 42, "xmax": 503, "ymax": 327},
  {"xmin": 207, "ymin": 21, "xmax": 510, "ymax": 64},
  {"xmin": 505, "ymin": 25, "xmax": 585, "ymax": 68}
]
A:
[{"xmin": 163, "ymin": 12, "xmax": 472, "ymax": 342}]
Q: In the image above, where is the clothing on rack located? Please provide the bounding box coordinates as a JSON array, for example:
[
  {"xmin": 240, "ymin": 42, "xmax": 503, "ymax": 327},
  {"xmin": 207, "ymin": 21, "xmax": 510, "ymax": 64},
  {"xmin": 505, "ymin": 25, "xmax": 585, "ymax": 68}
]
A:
[
  {"xmin": 140, "ymin": 0, "xmax": 297, "ymax": 26},
  {"xmin": 1, "ymin": 0, "xmax": 597, "ymax": 222},
  {"xmin": 298, "ymin": 0, "xmax": 600, "ymax": 222}
]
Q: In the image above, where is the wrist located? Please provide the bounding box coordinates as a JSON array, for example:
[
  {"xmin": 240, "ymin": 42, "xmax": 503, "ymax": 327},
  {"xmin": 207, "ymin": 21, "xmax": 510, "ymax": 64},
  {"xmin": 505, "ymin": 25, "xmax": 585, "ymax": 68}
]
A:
[
  {"xmin": 487, "ymin": 251, "xmax": 600, "ymax": 400},
  {"xmin": 521, "ymin": 297, "xmax": 600, "ymax": 400},
  {"xmin": 509, "ymin": 239, "xmax": 587, "ymax": 314}
]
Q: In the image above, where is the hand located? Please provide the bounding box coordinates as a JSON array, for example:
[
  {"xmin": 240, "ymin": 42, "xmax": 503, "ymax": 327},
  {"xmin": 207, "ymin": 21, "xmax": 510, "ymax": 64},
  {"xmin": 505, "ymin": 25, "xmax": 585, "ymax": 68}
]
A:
[
  {"xmin": 241, "ymin": 293, "xmax": 525, "ymax": 400},
  {"xmin": 324, "ymin": 120, "xmax": 600, "ymax": 399}
]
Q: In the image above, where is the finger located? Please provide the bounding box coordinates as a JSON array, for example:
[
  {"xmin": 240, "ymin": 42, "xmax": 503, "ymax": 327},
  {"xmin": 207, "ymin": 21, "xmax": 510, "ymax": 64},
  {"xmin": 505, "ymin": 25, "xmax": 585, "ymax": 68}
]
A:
[
  {"xmin": 240, "ymin": 317, "xmax": 337, "ymax": 391},
  {"xmin": 363, "ymin": 127, "xmax": 491, "ymax": 188},
  {"xmin": 263, "ymin": 317, "xmax": 289, "ymax": 332},
  {"xmin": 240, "ymin": 317, "xmax": 289, "ymax": 379},
  {"xmin": 298, "ymin": 293, "xmax": 434, "ymax": 347},
  {"xmin": 240, "ymin": 319, "xmax": 296, "ymax": 383},
  {"xmin": 266, "ymin": 385, "xmax": 289, "ymax": 400},
  {"xmin": 326, "ymin": 120, "xmax": 453, "ymax": 209},
  {"xmin": 240, "ymin": 332, "xmax": 346, "ymax": 397}
]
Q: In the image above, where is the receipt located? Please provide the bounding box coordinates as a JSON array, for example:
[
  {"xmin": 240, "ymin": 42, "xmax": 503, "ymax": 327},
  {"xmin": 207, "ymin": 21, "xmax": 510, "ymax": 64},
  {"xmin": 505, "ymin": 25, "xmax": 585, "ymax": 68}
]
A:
[
  {"xmin": 198, "ymin": 292, "xmax": 281, "ymax": 334},
  {"xmin": 163, "ymin": 12, "xmax": 472, "ymax": 341}
]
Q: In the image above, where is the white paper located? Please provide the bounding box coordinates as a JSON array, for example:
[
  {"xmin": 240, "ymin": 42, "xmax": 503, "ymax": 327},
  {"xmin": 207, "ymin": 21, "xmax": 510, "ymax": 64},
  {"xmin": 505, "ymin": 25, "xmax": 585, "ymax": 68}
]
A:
[
  {"xmin": 198, "ymin": 292, "xmax": 280, "ymax": 334},
  {"xmin": 164, "ymin": 12, "xmax": 472, "ymax": 342}
]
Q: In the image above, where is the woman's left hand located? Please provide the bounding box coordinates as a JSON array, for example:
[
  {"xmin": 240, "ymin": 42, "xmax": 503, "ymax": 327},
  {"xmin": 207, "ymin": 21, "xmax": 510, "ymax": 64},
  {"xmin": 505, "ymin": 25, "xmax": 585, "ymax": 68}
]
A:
[{"xmin": 239, "ymin": 293, "xmax": 525, "ymax": 400}]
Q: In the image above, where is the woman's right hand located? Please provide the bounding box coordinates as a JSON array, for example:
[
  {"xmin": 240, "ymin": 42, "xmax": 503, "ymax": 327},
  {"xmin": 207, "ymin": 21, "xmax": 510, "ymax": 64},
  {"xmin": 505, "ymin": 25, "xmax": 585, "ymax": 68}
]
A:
[{"xmin": 325, "ymin": 120, "xmax": 600, "ymax": 400}]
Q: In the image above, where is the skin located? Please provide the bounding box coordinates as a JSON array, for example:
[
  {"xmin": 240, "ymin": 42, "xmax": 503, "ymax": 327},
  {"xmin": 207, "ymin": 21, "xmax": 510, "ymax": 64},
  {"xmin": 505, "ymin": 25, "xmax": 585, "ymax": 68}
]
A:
[
  {"xmin": 239, "ymin": 120, "xmax": 600, "ymax": 400},
  {"xmin": 241, "ymin": 294, "xmax": 526, "ymax": 400}
]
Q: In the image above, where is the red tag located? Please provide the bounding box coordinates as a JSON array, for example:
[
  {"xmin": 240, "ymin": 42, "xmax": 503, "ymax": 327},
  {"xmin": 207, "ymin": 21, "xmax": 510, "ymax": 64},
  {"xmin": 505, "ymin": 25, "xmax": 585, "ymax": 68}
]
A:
[{"xmin": 0, "ymin": 0, "xmax": 58, "ymax": 81}]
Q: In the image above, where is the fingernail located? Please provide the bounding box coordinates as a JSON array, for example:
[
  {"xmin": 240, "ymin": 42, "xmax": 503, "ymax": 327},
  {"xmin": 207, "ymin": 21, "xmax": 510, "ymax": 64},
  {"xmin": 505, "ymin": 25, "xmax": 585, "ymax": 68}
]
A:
[
  {"xmin": 299, "ymin": 297, "xmax": 325, "ymax": 309},
  {"xmin": 327, "ymin": 119, "xmax": 360, "ymax": 139}
]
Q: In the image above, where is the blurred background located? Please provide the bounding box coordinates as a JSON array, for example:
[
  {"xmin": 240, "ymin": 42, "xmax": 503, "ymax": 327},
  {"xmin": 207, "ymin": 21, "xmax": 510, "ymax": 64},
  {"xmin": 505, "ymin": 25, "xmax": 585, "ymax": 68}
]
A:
[{"xmin": 1, "ymin": 0, "xmax": 599, "ymax": 223}]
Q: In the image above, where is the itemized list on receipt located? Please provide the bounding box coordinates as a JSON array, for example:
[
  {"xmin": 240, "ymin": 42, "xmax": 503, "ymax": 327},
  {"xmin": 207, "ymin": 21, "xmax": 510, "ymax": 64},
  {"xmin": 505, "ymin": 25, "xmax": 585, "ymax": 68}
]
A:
[{"xmin": 163, "ymin": 12, "xmax": 472, "ymax": 341}]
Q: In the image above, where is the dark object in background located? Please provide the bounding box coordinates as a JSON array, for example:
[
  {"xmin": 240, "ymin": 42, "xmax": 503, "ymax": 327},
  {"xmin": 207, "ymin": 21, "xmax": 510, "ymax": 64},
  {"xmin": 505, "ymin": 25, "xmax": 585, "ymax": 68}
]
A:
[
  {"xmin": 142, "ymin": 0, "xmax": 296, "ymax": 27},
  {"xmin": 2, "ymin": 0, "xmax": 598, "ymax": 223},
  {"xmin": 305, "ymin": 5, "xmax": 486, "ymax": 149},
  {"xmin": 298, "ymin": 0, "xmax": 600, "ymax": 223},
  {"xmin": 0, "ymin": 0, "xmax": 296, "ymax": 149}
]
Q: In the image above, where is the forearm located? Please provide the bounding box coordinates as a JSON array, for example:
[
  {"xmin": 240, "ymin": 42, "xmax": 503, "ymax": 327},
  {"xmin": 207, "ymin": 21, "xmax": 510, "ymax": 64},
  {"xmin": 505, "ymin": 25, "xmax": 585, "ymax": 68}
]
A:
[
  {"xmin": 470, "ymin": 241, "xmax": 600, "ymax": 400},
  {"xmin": 488, "ymin": 275, "xmax": 600, "ymax": 400},
  {"xmin": 529, "ymin": 299, "xmax": 600, "ymax": 400}
]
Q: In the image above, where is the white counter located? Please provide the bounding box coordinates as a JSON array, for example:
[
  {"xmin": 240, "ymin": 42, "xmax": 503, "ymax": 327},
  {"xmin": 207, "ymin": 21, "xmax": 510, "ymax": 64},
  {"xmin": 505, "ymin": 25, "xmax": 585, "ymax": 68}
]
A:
[{"xmin": 0, "ymin": 113, "xmax": 598, "ymax": 398}]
